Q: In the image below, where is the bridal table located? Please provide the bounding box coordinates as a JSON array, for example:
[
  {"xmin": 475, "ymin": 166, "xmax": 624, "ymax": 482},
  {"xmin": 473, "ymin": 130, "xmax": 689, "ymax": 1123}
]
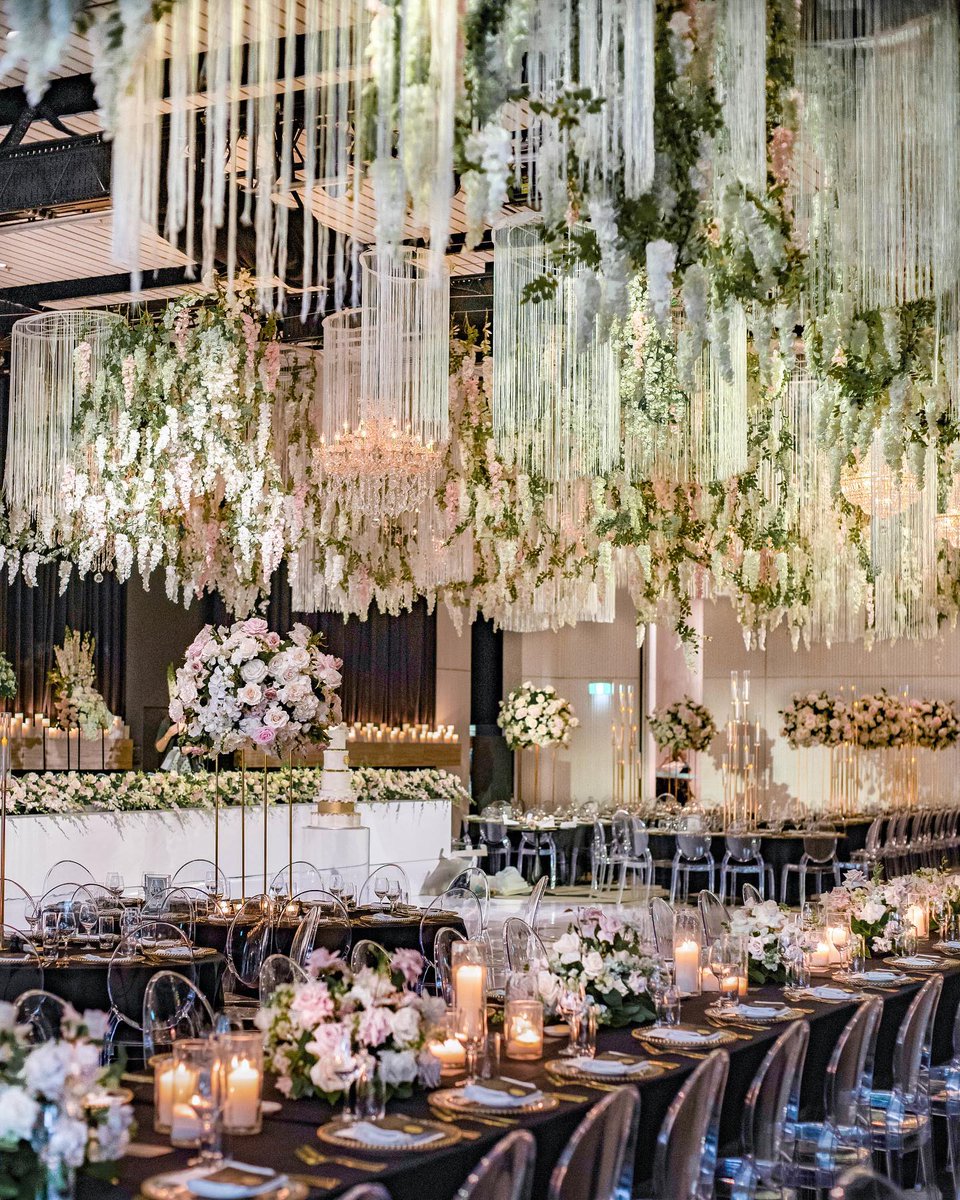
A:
[{"xmin": 82, "ymin": 943, "xmax": 960, "ymax": 1200}]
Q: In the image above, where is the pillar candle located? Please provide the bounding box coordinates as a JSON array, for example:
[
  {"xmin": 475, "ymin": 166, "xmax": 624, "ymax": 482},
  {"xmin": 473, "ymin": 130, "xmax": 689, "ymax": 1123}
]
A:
[
  {"xmin": 454, "ymin": 963, "xmax": 485, "ymax": 1038},
  {"xmin": 674, "ymin": 940, "xmax": 700, "ymax": 994},
  {"xmin": 224, "ymin": 1056, "xmax": 260, "ymax": 1130}
]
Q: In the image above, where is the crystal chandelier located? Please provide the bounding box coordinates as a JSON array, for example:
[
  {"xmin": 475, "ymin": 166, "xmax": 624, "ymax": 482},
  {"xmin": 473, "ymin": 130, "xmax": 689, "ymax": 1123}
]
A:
[
  {"xmin": 319, "ymin": 418, "xmax": 440, "ymax": 520},
  {"xmin": 839, "ymin": 439, "xmax": 921, "ymax": 519},
  {"xmin": 937, "ymin": 477, "xmax": 960, "ymax": 547}
]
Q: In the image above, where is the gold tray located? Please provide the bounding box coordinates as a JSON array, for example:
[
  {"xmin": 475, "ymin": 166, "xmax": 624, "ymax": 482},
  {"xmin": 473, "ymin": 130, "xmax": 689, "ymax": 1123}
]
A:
[
  {"xmin": 632, "ymin": 1024, "xmax": 739, "ymax": 1050},
  {"xmin": 317, "ymin": 1116, "xmax": 461, "ymax": 1152},
  {"xmin": 429, "ymin": 1087, "xmax": 558, "ymax": 1116},
  {"xmin": 707, "ymin": 1003, "xmax": 807, "ymax": 1024},
  {"xmin": 546, "ymin": 1058, "xmax": 666, "ymax": 1085},
  {"xmin": 141, "ymin": 1171, "xmax": 307, "ymax": 1200}
]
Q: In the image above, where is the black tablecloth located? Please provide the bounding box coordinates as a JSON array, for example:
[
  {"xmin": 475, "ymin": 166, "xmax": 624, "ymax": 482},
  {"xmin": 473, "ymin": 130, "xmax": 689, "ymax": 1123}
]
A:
[
  {"xmin": 0, "ymin": 950, "xmax": 225, "ymax": 1021},
  {"xmin": 79, "ymin": 940, "xmax": 960, "ymax": 1200}
]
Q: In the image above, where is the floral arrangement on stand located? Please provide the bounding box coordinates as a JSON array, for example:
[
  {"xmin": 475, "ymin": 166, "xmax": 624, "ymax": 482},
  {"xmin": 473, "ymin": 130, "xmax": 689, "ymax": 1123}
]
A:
[
  {"xmin": 6, "ymin": 767, "xmax": 468, "ymax": 818},
  {"xmin": 0, "ymin": 1002, "xmax": 133, "ymax": 1200},
  {"xmin": 546, "ymin": 908, "xmax": 656, "ymax": 1028},
  {"xmin": 780, "ymin": 690, "xmax": 960, "ymax": 751},
  {"xmin": 780, "ymin": 692, "xmax": 851, "ymax": 749},
  {"xmin": 648, "ymin": 697, "xmax": 717, "ymax": 760},
  {"xmin": 908, "ymin": 699, "xmax": 960, "ymax": 749},
  {"xmin": 728, "ymin": 897, "xmax": 799, "ymax": 986},
  {"xmin": 497, "ymin": 683, "xmax": 578, "ymax": 750},
  {"xmin": 257, "ymin": 948, "xmax": 444, "ymax": 1102},
  {"xmin": 170, "ymin": 619, "xmax": 342, "ymax": 759},
  {"xmin": 48, "ymin": 630, "xmax": 112, "ymax": 740}
]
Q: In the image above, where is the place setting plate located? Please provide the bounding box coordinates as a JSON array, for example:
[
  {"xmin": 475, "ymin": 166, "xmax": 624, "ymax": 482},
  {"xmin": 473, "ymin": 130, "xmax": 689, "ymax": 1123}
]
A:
[
  {"xmin": 934, "ymin": 940, "xmax": 960, "ymax": 957},
  {"xmin": 317, "ymin": 1114, "xmax": 461, "ymax": 1152},
  {"xmin": 707, "ymin": 1000, "xmax": 805, "ymax": 1024},
  {"xmin": 884, "ymin": 954, "xmax": 946, "ymax": 971},
  {"xmin": 784, "ymin": 984, "xmax": 866, "ymax": 1003},
  {"xmin": 546, "ymin": 1052, "xmax": 666, "ymax": 1084},
  {"xmin": 833, "ymin": 968, "xmax": 916, "ymax": 989},
  {"xmin": 632, "ymin": 1024, "xmax": 739, "ymax": 1049},
  {"xmin": 141, "ymin": 1163, "xmax": 308, "ymax": 1200},
  {"xmin": 429, "ymin": 1077, "xmax": 558, "ymax": 1116}
]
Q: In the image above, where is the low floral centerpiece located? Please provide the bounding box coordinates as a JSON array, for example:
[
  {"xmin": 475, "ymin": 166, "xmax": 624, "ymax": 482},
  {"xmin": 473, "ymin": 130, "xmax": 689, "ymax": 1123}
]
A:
[
  {"xmin": 728, "ymin": 897, "xmax": 799, "ymax": 985},
  {"xmin": 48, "ymin": 629, "xmax": 113, "ymax": 740},
  {"xmin": 257, "ymin": 948, "xmax": 445, "ymax": 1102},
  {"xmin": 826, "ymin": 869, "xmax": 908, "ymax": 955},
  {"xmin": 498, "ymin": 683, "xmax": 578, "ymax": 749},
  {"xmin": 169, "ymin": 619, "xmax": 343, "ymax": 758},
  {"xmin": 648, "ymin": 696, "xmax": 716, "ymax": 760},
  {"xmin": 0, "ymin": 1003, "xmax": 133, "ymax": 1200},
  {"xmin": 545, "ymin": 908, "xmax": 656, "ymax": 1028}
]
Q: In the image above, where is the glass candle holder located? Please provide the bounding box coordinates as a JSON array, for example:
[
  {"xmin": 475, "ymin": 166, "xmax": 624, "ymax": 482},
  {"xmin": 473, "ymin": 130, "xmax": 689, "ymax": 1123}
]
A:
[
  {"xmin": 153, "ymin": 1054, "xmax": 174, "ymax": 1134},
  {"xmin": 170, "ymin": 1039, "xmax": 214, "ymax": 1150},
  {"xmin": 426, "ymin": 1010, "xmax": 467, "ymax": 1074},
  {"xmin": 504, "ymin": 999, "xmax": 544, "ymax": 1061},
  {"xmin": 451, "ymin": 941, "xmax": 487, "ymax": 1083},
  {"xmin": 673, "ymin": 910, "xmax": 702, "ymax": 996},
  {"xmin": 218, "ymin": 1031, "xmax": 263, "ymax": 1135},
  {"xmin": 906, "ymin": 899, "xmax": 929, "ymax": 940}
]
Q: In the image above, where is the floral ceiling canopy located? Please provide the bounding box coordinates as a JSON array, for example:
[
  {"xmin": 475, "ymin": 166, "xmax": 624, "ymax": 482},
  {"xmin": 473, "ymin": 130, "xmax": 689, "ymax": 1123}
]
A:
[{"xmin": 3, "ymin": 0, "xmax": 960, "ymax": 653}]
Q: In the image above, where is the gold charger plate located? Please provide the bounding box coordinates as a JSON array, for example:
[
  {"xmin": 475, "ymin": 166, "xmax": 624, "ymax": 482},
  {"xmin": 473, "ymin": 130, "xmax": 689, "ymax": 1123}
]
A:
[
  {"xmin": 707, "ymin": 1003, "xmax": 806, "ymax": 1024},
  {"xmin": 141, "ymin": 1171, "xmax": 307, "ymax": 1200},
  {"xmin": 546, "ymin": 1058, "xmax": 666, "ymax": 1085},
  {"xmin": 317, "ymin": 1116, "xmax": 461, "ymax": 1153},
  {"xmin": 884, "ymin": 955, "xmax": 945, "ymax": 971},
  {"xmin": 429, "ymin": 1087, "xmax": 558, "ymax": 1116},
  {"xmin": 632, "ymin": 1024, "xmax": 739, "ymax": 1050},
  {"xmin": 833, "ymin": 970, "xmax": 915, "ymax": 989}
]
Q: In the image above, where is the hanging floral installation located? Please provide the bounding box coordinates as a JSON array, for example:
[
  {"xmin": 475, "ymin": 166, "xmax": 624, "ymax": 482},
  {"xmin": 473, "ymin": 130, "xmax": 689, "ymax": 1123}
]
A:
[{"xmin": 4, "ymin": 0, "xmax": 960, "ymax": 653}]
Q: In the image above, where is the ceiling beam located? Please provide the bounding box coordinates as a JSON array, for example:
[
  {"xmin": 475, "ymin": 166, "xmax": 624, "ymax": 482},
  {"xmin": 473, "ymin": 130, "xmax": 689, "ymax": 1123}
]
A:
[{"xmin": 0, "ymin": 134, "xmax": 109, "ymax": 214}]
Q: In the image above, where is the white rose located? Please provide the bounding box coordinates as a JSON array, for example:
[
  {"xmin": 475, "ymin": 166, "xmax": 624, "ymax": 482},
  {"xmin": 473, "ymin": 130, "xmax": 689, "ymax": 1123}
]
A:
[
  {"xmin": 238, "ymin": 683, "xmax": 261, "ymax": 706},
  {"xmin": 581, "ymin": 951, "xmax": 605, "ymax": 978},
  {"xmin": 241, "ymin": 659, "xmax": 268, "ymax": 684},
  {"xmin": 0, "ymin": 1087, "xmax": 37, "ymax": 1144},
  {"xmin": 861, "ymin": 900, "xmax": 887, "ymax": 925},
  {"xmin": 378, "ymin": 1049, "xmax": 417, "ymax": 1087},
  {"xmin": 263, "ymin": 706, "xmax": 289, "ymax": 729},
  {"xmin": 23, "ymin": 1042, "xmax": 71, "ymax": 1101},
  {"xmin": 389, "ymin": 1006, "xmax": 421, "ymax": 1047}
]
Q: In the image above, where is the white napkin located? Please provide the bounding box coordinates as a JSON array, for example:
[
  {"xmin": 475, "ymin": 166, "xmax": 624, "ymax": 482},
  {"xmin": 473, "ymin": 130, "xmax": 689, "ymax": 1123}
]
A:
[
  {"xmin": 185, "ymin": 1162, "xmax": 287, "ymax": 1199},
  {"xmin": 808, "ymin": 986, "xmax": 861, "ymax": 1001},
  {"xmin": 647, "ymin": 1026, "xmax": 719, "ymax": 1044},
  {"xmin": 574, "ymin": 1056, "xmax": 649, "ymax": 1076},
  {"xmin": 337, "ymin": 1121, "xmax": 444, "ymax": 1148},
  {"xmin": 892, "ymin": 956, "xmax": 939, "ymax": 967},
  {"xmin": 735, "ymin": 1003, "xmax": 784, "ymax": 1019},
  {"xmin": 855, "ymin": 970, "xmax": 902, "ymax": 983},
  {"xmin": 462, "ymin": 1082, "xmax": 544, "ymax": 1107}
]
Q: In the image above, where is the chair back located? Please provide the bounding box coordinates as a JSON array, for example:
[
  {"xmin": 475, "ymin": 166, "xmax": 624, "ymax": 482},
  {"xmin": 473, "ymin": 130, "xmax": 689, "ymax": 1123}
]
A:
[
  {"xmin": 434, "ymin": 887, "xmax": 484, "ymax": 941},
  {"xmin": 740, "ymin": 1020, "xmax": 809, "ymax": 1174},
  {"xmin": 803, "ymin": 824, "xmax": 838, "ymax": 862},
  {"xmin": 172, "ymin": 858, "xmax": 229, "ymax": 898},
  {"xmin": 630, "ymin": 817, "xmax": 649, "ymax": 856},
  {"xmin": 741, "ymin": 883, "xmax": 762, "ymax": 905},
  {"xmin": 825, "ymin": 998, "xmax": 882, "ymax": 1127},
  {"xmin": 225, "ymin": 896, "xmax": 275, "ymax": 988},
  {"xmin": 434, "ymin": 926, "xmax": 465, "ymax": 1003},
  {"xmin": 350, "ymin": 940, "xmax": 390, "ymax": 972},
  {"xmin": 450, "ymin": 868, "xmax": 491, "ymax": 926},
  {"xmin": 142, "ymin": 969, "xmax": 215, "ymax": 1058},
  {"xmin": 2, "ymin": 880, "xmax": 36, "ymax": 929},
  {"xmin": 503, "ymin": 917, "xmax": 547, "ymax": 973},
  {"xmin": 547, "ymin": 1085, "xmax": 640, "ymax": 1200},
  {"xmin": 612, "ymin": 810, "xmax": 632, "ymax": 853},
  {"xmin": 480, "ymin": 819, "xmax": 509, "ymax": 846},
  {"xmin": 455, "ymin": 1128, "xmax": 536, "ymax": 1200},
  {"xmin": 289, "ymin": 892, "xmax": 351, "ymax": 966},
  {"xmin": 653, "ymin": 1050, "xmax": 729, "ymax": 1200},
  {"xmin": 14, "ymin": 989, "xmax": 68, "ymax": 1043},
  {"xmin": 41, "ymin": 859, "xmax": 95, "ymax": 892},
  {"xmin": 833, "ymin": 1167, "xmax": 911, "ymax": 1200},
  {"xmin": 650, "ymin": 897, "xmax": 674, "ymax": 957},
  {"xmin": 725, "ymin": 830, "xmax": 760, "ymax": 861},
  {"xmin": 156, "ymin": 886, "xmax": 206, "ymax": 941},
  {"xmin": 109, "ymin": 920, "xmax": 195, "ymax": 1030},
  {"xmin": 523, "ymin": 876, "xmax": 548, "ymax": 926},
  {"xmin": 891, "ymin": 973, "xmax": 942, "ymax": 1103},
  {"xmin": 697, "ymin": 891, "xmax": 728, "ymax": 941},
  {"xmin": 359, "ymin": 864, "xmax": 411, "ymax": 906},
  {"xmin": 269, "ymin": 861, "xmax": 324, "ymax": 897},
  {"xmin": 259, "ymin": 953, "xmax": 308, "ymax": 1002},
  {"xmin": 677, "ymin": 832, "xmax": 710, "ymax": 861},
  {"xmin": 337, "ymin": 1186, "xmax": 392, "ymax": 1200}
]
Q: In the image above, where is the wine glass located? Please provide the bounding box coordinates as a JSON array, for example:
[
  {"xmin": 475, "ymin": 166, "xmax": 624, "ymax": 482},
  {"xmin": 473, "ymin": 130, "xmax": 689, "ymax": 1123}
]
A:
[
  {"xmin": 373, "ymin": 877, "xmax": 389, "ymax": 911},
  {"xmin": 340, "ymin": 882, "xmax": 356, "ymax": 907},
  {"xmin": 41, "ymin": 911, "xmax": 59, "ymax": 961},
  {"xmin": 386, "ymin": 879, "xmax": 402, "ymax": 914},
  {"xmin": 556, "ymin": 982, "xmax": 586, "ymax": 1057},
  {"xmin": 204, "ymin": 870, "xmax": 220, "ymax": 901},
  {"xmin": 78, "ymin": 901, "xmax": 98, "ymax": 943},
  {"xmin": 187, "ymin": 1054, "xmax": 226, "ymax": 1168},
  {"xmin": 453, "ymin": 1002, "xmax": 487, "ymax": 1085},
  {"xmin": 330, "ymin": 1027, "xmax": 358, "ymax": 1122},
  {"xmin": 327, "ymin": 870, "xmax": 344, "ymax": 900},
  {"xmin": 58, "ymin": 910, "xmax": 77, "ymax": 958},
  {"xmin": 105, "ymin": 872, "xmax": 124, "ymax": 900}
]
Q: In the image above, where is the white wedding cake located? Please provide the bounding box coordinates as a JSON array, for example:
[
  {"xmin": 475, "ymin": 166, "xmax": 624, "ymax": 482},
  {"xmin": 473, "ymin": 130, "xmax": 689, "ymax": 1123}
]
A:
[{"xmin": 313, "ymin": 725, "xmax": 361, "ymax": 828}]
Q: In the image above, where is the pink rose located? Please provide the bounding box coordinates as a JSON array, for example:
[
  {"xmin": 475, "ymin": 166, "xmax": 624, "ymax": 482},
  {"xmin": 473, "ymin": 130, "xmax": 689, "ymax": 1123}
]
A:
[
  {"xmin": 255, "ymin": 727, "xmax": 276, "ymax": 745},
  {"xmin": 241, "ymin": 618, "xmax": 269, "ymax": 635}
]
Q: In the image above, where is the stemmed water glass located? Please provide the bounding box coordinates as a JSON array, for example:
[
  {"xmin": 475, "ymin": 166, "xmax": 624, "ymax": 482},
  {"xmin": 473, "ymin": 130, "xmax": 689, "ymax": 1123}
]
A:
[
  {"xmin": 386, "ymin": 878, "xmax": 402, "ymax": 914},
  {"xmin": 454, "ymin": 1002, "xmax": 487, "ymax": 1085},
  {"xmin": 327, "ymin": 870, "xmax": 344, "ymax": 901},
  {"xmin": 78, "ymin": 901, "xmax": 98, "ymax": 944},
  {"xmin": 105, "ymin": 872, "xmax": 124, "ymax": 901},
  {"xmin": 331, "ymin": 1027, "xmax": 359, "ymax": 1122},
  {"xmin": 41, "ymin": 911, "xmax": 59, "ymax": 961},
  {"xmin": 58, "ymin": 910, "xmax": 77, "ymax": 958},
  {"xmin": 556, "ymin": 981, "xmax": 586, "ymax": 1057},
  {"xmin": 373, "ymin": 877, "xmax": 389, "ymax": 911},
  {"xmin": 340, "ymin": 882, "xmax": 356, "ymax": 907},
  {"xmin": 187, "ymin": 1052, "xmax": 226, "ymax": 1168},
  {"xmin": 708, "ymin": 936, "xmax": 742, "ymax": 1012}
]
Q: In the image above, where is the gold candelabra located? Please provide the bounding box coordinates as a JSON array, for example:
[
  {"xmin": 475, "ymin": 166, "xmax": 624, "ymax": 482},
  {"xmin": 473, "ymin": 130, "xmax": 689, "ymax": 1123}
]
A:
[
  {"xmin": 611, "ymin": 685, "xmax": 641, "ymax": 808},
  {"xmin": 722, "ymin": 671, "xmax": 761, "ymax": 826}
]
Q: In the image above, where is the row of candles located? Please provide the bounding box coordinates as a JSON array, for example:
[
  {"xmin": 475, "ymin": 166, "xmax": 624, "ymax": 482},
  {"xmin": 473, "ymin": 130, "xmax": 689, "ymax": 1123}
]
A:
[
  {"xmin": 345, "ymin": 722, "xmax": 459, "ymax": 744},
  {"xmin": 3, "ymin": 713, "xmax": 129, "ymax": 738}
]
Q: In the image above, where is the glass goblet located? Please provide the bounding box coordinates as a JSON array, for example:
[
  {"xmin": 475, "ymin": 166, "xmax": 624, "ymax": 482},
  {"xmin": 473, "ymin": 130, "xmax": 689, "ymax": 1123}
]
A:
[
  {"xmin": 453, "ymin": 1004, "xmax": 487, "ymax": 1085},
  {"xmin": 386, "ymin": 879, "xmax": 402, "ymax": 913},
  {"xmin": 58, "ymin": 911, "xmax": 77, "ymax": 959},
  {"xmin": 188, "ymin": 1059, "xmax": 226, "ymax": 1168},
  {"xmin": 330, "ymin": 1028, "xmax": 358, "ymax": 1122},
  {"xmin": 105, "ymin": 872, "xmax": 124, "ymax": 900},
  {"xmin": 78, "ymin": 901, "xmax": 98, "ymax": 943}
]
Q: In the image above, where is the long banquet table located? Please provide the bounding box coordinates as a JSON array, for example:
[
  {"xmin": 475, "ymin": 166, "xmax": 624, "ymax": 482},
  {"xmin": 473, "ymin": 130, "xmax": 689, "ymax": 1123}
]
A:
[{"xmin": 82, "ymin": 940, "xmax": 960, "ymax": 1200}]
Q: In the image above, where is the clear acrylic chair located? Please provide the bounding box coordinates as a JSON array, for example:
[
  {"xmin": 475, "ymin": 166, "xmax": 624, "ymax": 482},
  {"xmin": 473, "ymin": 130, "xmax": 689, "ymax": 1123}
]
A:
[
  {"xmin": 350, "ymin": 939, "xmax": 390, "ymax": 972},
  {"xmin": 547, "ymin": 1084, "xmax": 640, "ymax": 1200},
  {"xmin": 611, "ymin": 812, "xmax": 654, "ymax": 901},
  {"xmin": 269, "ymin": 861, "xmax": 325, "ymax": 899},
  {"xmin": 929, "ymin": 975, "xmax": 960, "ymax": 1200},
  {"xmin": 698, "ymin": 890, "xmax": 729, "ymax": 942},
  {"xmin": 866, "ymin": 973, "xmax": 941, "ymax": 1193},
  {"xmin": 289, "ymin": 892, "xmax": 351, "ymax": 966},
  {"xmin": 455, "ymin": 1128, "xmax": 536, "ymax": 1200},
  {"xmin": 15, "ymin": 989, "xmax": 68, "ymax": 1043},
  {"xmin": 516, "ymin": 827, "xmax": 559, "ymax": 888},
  {"xmin": 670, "ymin": 831, "xmax": 716, "ymax": 903},
  {"xmin": 428, "ymin": 887, "xmax": 484, "ymax": 942},
  {"xmin": 649, "ymin": 1050, "xmax": 730, "ymax": 1200},
  {"xmin": 780, "ymin": 823, "xmax": 841, "ymax": 909},
  {"xmin": 259, "ymin": 952, "xmax": 308, "ymax": 1003},
  {"xmin": 337, "ymin": 1186, "xmax": 391, "ymax": 1200},
  {"xmin": 3, "ymin": 880, "xmax": 36, "ymax": 930},
  {"xmin": 449, "ymin": 868, "xmax": 490, "ymax": 928},
  {"xmin": 719, "ymin": 827, "xmax": 771, "ymax": 903},
  {"xmin": 522, "ymin": 876, "xmax": 548, "ymax": 926},
  {"xmin": 650, "ymin": 897, "xmax": 675, "ymax": 959},
  {"xmin": 784, "ymin": 998, "xmax": 882, "ymax": 1193},
  {"xmin": 479, "ymin": 816, "xmax": 513, "ymax": 874},
  {"xmin": 0, "ymin": 924, "xmax": 43, "ymax": 1001},
  {"xmin": 225, "ymin": 896, "xmax": 276, "ymax": 993},
  {"xmin": 503, "ymin": 917, "xmax": 548, "ymax": 974},
  {"xmin": 156, "ymin": 886, "xmax": 208, "ymax": 941},
  {"xmin": 172, "ymin": 858, "xmax": 229, "ymax": 899},
  {"xmin": 715, "ymin": 1020, "xmax": 809, "ymax": 1200},
  {"xmin": 359, "ymin": 864, "xmax": 411, "ymax": 907},
  {"xmin": 142, "ymin": 968, "xmax": 216, "ymax": 1058},
  {"xmin": 834, "ymin": 1167, "xmax": 911, "ymax": 1200},
  {"xmin": 41, "ymin": 859, "xmax": 95, "ymax": 892},
  {"xmin": 741, "ymin": 883, "xmax": 763, "ymax": 906},
  {"xmin": 106, "ymin": 920, "xmax": 195, "ymax": 1059},
  {"xmin": 590, "ymin": 821, "xmax": 616, "ymax": 892}
]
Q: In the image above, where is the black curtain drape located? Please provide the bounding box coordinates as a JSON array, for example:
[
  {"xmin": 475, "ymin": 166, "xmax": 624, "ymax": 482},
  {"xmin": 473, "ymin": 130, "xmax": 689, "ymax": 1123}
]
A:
[
  {"xmin": 201, "ymin": 563, "xmax": 436, "ymax": 726},
  {"xmin": 0, "ymin": 372, "xmax": 126, "ymax": 717}
]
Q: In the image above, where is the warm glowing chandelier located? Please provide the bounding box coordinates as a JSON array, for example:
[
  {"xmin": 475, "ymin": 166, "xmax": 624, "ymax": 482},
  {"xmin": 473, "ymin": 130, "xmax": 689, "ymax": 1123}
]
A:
[{"xmin": 839, "ymin": 440, "xmax": 921, "ymax": 519}]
